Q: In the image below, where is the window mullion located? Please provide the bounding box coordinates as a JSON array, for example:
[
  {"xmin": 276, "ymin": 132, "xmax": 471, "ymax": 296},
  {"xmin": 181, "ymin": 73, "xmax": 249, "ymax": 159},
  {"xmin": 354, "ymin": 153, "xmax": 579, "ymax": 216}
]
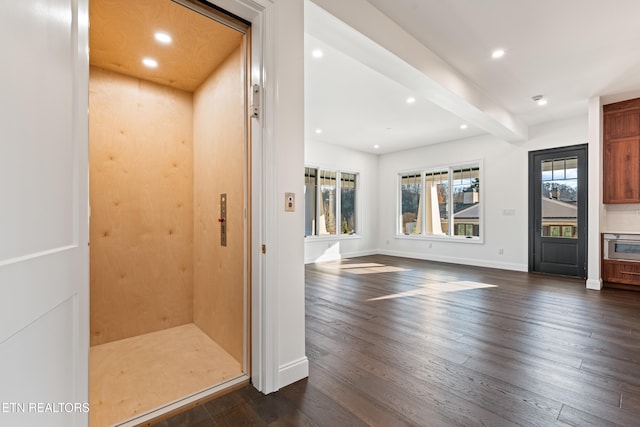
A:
[
  {"xmin": 420, "ymin": 172, "xmax": 426, "ymax": 235},
  {"xmin": 336, "ymin": 171, "xmax": 342, "ymax": 235},
  {"xmin": 449, "ymin": 167, "xmax": 454, "ymax": 236},
  {"xmin": 316, "ymin": 169, "xmax": 321, "ymax": 236},
  {"xmin": 397, "ymin": 175, "xmax": 402, "ymax": 234}
]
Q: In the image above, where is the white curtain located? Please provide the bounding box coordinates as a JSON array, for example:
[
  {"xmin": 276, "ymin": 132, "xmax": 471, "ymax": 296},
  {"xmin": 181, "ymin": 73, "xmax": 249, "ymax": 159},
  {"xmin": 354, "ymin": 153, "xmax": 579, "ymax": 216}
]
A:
[
  {"xmin": 415, "ymin": 189, "xmax": 423, "ymax": 234},
  {"xmin": 318, "ymin": 189, "xmax": 328, "ymax": 235},
  {"xmin": 425, "ymin": 184, "xmax": 444, "ymax": 235}
]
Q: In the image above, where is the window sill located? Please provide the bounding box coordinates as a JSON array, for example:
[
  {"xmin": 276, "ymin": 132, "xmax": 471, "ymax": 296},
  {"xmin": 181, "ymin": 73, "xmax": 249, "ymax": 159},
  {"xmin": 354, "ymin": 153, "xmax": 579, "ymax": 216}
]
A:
[
  {"xmin": 305, "ymin": 234, "xmax": 362, "ymax": 241},
  {"xmin": 395, "ymin": 234, "xmax": 483, "ymax": 244}
]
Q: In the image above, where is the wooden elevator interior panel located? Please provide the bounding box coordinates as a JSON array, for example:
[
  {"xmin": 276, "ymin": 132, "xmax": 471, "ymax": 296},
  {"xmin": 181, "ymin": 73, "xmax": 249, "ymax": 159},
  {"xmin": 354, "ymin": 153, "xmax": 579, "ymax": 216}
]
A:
[
  {"xmin": 88, "ymin": 0, "xmax": 247, "ymax": 424},
  {"xmin": 90, "ymin": 66, "xmax": 196, "ymax": 345},
  {"xmin": 192, "ymin": 47, "xmax": 246, "ymax": 364}
]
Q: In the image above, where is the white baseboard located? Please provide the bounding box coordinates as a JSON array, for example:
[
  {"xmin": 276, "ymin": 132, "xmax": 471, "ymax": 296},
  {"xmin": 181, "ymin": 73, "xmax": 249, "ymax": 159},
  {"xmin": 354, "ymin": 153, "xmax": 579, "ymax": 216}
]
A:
[
  {"xmin": 586, "ymin": 278, "xmax": 603, "ymax": 290},
  {"xmin": 278, "ymin": 356, "xmax": 309, "ymax": 389},
  {"xmin": 376, "ymin": 249, "xmax": 529, "ymax": 272}
]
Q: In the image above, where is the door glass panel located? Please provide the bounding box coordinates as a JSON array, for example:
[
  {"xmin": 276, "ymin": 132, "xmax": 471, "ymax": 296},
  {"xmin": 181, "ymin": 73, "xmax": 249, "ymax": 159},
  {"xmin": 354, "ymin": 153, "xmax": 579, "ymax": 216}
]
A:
[{"xmin": 541, "ymin": 156, "xmax": 578, "ymax": 238}]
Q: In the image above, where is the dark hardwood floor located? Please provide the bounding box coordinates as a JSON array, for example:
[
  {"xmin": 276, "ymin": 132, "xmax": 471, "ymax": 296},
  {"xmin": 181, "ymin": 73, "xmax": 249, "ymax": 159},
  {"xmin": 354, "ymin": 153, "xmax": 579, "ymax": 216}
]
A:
[{"xmin": 153, "ymin": 255, "xmax": 640, "ymax": 426}]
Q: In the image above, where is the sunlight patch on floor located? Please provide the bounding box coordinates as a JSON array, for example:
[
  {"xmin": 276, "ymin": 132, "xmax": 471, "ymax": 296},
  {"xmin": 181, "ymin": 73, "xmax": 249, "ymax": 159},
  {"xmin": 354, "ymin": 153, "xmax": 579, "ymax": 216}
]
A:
[
  {"xmin": 367, "ymin": 280, "xmax": 498, "ymax": 301},
  {"xmin": 325, "ymin": 262, "xmax": 410, "ymax": 274}
]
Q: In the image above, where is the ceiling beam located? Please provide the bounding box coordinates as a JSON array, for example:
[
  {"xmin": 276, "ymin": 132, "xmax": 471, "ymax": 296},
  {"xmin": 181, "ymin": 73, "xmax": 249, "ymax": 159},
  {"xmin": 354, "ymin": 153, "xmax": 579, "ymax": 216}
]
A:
[{"xmin": 307, "ymin": 0, "xmax": 528, "ymax": 142}]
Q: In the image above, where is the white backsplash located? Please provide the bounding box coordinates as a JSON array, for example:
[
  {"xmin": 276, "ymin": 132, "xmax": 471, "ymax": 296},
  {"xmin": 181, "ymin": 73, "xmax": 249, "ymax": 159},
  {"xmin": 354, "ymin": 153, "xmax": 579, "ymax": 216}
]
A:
[{"xmin": 604, "ymin": 204, "xmax": 640, "ymax": 233}]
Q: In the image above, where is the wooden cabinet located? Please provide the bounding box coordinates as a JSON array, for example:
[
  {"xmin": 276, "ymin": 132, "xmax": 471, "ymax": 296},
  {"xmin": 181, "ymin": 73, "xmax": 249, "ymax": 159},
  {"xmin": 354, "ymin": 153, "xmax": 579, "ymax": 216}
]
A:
[
  {"xmin": 602, "ymin": 259, "xmax": 640, "ymax": 287},
  {"xmin": 603, "ymin": 98, "xmax": 640, "ymax": 204},
  {"xmin": 601, "ymin": 234, "xmax": 640, "ymax": 289},
  {"xmin": 603, "ymin": 137, "xmax": 640, "ymax": 203}
]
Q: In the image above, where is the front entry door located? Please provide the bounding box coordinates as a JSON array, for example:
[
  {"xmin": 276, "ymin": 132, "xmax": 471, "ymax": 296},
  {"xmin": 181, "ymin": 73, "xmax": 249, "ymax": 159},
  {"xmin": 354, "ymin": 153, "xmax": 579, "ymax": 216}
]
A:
[{"xmin": 529, "ymin": 145, "xmax": 588, "ymax": 277}]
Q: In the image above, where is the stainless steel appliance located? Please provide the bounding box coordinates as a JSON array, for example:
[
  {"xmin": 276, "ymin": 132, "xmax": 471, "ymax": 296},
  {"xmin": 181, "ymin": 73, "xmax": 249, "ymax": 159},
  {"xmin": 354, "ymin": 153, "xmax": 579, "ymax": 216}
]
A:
[{"xmin": 604, "ymin": 233, "xmax": 640, "ymax": 261}]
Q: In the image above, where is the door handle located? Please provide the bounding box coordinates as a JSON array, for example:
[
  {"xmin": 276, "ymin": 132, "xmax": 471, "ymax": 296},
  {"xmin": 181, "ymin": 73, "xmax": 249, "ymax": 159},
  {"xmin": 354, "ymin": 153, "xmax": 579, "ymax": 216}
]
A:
[{"xmin": 621, "ymin": 271, "xmax": 640, "ymax": 276}]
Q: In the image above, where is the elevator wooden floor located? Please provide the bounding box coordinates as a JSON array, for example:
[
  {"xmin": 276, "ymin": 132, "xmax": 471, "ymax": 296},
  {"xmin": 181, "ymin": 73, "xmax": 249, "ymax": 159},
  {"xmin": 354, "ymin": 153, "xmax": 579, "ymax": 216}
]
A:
[
  {"xmin": 90, "ymin": 323, "xmax": 242, "ymax": 427},
  {"xmin": 155, "ymin": 255, "xmax": 640, "ymax": 426}
]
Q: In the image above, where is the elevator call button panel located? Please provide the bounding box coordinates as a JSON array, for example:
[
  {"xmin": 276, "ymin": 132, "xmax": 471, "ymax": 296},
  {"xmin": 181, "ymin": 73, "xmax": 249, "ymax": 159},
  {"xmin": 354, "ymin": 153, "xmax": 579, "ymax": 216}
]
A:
[{"xmin": 219, "ymin": 193, "xmax": 227, "ymax": 247}]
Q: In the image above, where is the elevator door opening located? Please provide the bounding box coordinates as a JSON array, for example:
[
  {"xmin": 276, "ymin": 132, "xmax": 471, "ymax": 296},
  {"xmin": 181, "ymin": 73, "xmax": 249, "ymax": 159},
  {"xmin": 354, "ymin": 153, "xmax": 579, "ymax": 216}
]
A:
[{"xmin": 88, "ymin": 0, "xmax": 250, "ymax": 425}]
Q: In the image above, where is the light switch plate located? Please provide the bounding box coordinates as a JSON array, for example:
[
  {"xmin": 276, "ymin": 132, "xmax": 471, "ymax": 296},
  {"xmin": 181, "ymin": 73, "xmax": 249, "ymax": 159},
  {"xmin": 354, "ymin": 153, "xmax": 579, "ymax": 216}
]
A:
[{"xmin": 285, "ymin": 192, "xmax": 295, "ymax": 212}]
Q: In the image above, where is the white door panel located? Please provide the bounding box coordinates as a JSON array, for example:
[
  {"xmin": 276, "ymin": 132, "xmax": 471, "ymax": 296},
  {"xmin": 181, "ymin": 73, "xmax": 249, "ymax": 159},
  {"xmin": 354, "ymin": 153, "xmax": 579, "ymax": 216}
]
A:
[
  {"xmin": 0, "ymin": 249, "xmax": 79, "ymax": 343},
  {"xmin": 0, "ymin": 298, "xmax": 80, "ymax": 427},
  {"xmin": 0, "ymin": 1, "xmax": 76, "ymax": 261},
  {"xmin": 0, "ymin": 0, "xmax": 89, "ymax": 426}
]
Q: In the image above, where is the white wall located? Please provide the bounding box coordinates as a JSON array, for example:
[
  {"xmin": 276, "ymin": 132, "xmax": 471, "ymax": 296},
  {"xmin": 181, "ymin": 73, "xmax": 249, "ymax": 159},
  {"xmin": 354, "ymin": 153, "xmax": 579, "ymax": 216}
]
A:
[
  {"xmin": 587, "ymin": 96, "xmax": 604, "ymax": 289},
  {"xmin": 262, "ymin": 0, "xmax": 309, "ymax": 391},
  {"xmin": 378, "ymin": 115, "xmax": 588, "ymax": 271},
  {"xmin": 604, "ymin": 204, "xmax": 640, "ymax": 232},
  {"xmin": 304, "ymin": 140, "xmax": 379, "ymax": 263}
]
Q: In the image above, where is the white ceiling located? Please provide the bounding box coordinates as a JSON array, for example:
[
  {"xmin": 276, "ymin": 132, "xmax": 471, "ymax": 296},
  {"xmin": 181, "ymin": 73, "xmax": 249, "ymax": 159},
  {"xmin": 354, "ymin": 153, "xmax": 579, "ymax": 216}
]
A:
[{"xmin": 305, "ymin": 0, "xmax": 640, "ymax": 154}]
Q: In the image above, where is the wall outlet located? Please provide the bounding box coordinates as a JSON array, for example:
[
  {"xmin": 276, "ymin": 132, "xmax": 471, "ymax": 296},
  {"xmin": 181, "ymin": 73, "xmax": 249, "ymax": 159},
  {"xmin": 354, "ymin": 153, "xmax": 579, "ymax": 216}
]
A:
[{"xmin": 498, "ymin": 248, "xmax": 504, "ymax": 255}]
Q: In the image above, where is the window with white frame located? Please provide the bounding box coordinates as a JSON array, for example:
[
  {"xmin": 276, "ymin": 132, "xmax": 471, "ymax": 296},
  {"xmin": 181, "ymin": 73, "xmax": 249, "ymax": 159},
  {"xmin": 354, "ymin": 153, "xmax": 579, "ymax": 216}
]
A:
[
  {"xmin": 400, "ymin": 173, "xmax": 422, "ymax": 235},
  {"xmin": 398, "ymin": 163, "xmax": 481, "ymax": 239},
  {"xmin": 305, "ymin": 167, "xmax": 358, "ymax": 237}
]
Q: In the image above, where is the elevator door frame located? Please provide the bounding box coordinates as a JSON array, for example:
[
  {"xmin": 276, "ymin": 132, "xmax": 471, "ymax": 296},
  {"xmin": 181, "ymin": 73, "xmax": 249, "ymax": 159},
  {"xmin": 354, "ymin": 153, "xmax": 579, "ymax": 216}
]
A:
[
  {"xmin": 173, "ymin": 0, "xmax": 253, "ymax": 383},
  {"xmin": 88, "ymin": 1, "xmax": 254, "ymax": 425},
  {"xmin": 178, "ymin": 0, "xmax": 253, "ymax": 380}
]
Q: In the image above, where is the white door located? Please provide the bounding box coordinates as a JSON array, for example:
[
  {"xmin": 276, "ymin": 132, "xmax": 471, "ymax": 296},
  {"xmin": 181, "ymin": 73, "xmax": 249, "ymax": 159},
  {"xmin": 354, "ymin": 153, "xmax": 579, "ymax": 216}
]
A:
[{"xmin": 0, "ymin": 1, "xmax": 89, "ymax": 427}]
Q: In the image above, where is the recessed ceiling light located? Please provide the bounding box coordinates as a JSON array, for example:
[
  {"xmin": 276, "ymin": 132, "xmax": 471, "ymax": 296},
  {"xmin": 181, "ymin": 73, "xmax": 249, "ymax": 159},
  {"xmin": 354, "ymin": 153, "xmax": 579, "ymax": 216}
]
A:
[
  {"xmin": 406, "ymin": 97, "xmax": 416, "ymax": 104},
  {"xmin": 142, "ymin": 57, "xmax": 158, "ymax": 68},
  {"xmin": 154, "ymin": 31, "xmax": 172, "ymax": 44},
  {"xmin": 312, "ymin": 49, "xmax": 323, "ymax": 59},
  {"xmin": 315, "ymin": 128, "xmax": 323, "ymax": 134},
  {"xmin": 460, "ymin": 124, "xmax": 468, "ymax": 130},
  {"xmin": 491, "ymin": 49, "xmax": 505, "ymax": 59},
  {"xmin": 373, "ymin": 144, "xmax": 380, "ymax": 149}
]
